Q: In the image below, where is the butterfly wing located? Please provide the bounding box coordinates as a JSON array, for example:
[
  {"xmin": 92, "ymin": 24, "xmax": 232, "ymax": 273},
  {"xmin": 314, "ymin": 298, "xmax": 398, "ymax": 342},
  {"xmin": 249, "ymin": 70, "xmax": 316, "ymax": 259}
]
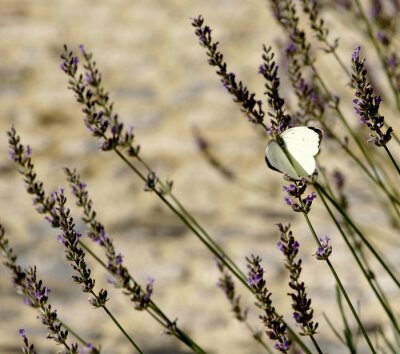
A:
[
  {"xmin": 265, "ymin": 139, "xmax": 301, "ymax": 179},
  {"xmin": 280, "ymin": 127, "xmax": 322, "ymax": 176}
]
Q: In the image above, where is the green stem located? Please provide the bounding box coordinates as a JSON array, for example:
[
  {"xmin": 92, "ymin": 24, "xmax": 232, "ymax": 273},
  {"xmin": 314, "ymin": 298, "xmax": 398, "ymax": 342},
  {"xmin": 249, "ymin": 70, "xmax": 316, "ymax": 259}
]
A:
[
  {"xmin": 80, "ymin": 227, "xmax": 208, "ymax": 353},
  {"xmin": 353, "ymin": 0, "xmax": 400, "ymax": 111},
  {"xmin": 114, "ymin": 149, "xmax": 249, "ymax": 288},
  {"xmin": 286, "ymin": 324, "xmax": 313, "ymax": 354},
  {"xmin": 319, "ymin": 121, "xmax": 400, "ymax": 222},
  {"xmin": 59, "ymin": 321, "xmax": 89, "ymax": 348},
  {"xmin": 315, "ymin": 183, "xmax": 400, "ymax": 288},
  {"xmin": 113, "ymin": 149, "xmax": 313, "ymax": 353},
  {"xmin": 309, "ymin": 333, "xmax": 324, "ymax": 354},
  {"xmin": 243, "ymin": 321, "xmax": 274, "ymax": 354},
  {"xmin": 144, "ymin": 302, "xmax": 208, "ymax": 353},
  {"xmin": 135, "ymin": 155, "xmax": 245, "ymax": 278},
  {"xmin": 102, "ymin": 304, "xmax": 143, "ymax": 353},
  {"xmin": 335, "ymin": 286, "xmax": 358, "ymax": 354},
  {"xmin": 383, "ymin": 145, "xmax": 400, "ymax": 175},
  {"xmin": 317, "ymin": 185, "xmax": 400, "ymax": 335},
  {"xmin": 79, "ymin": 241, "xmax": 107, "ymax": 268},
  {"xmin": 302, "ymin": 211, "xmax": 377, "ymax": 353}
]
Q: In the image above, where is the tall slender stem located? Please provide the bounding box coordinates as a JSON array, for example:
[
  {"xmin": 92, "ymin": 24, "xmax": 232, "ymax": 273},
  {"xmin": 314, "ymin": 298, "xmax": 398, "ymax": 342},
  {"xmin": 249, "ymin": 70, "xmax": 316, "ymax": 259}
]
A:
[
  {"xmin": 102, "ymin": 305, "xmax": 143, "ymax": 353},
  {"xmin": 113, "ymin": 149, "xmax": 313, "ymax": 353},
  {"xmin": 317, "ymin": 185, "xmax": 400, "ymax": 335},
  {"xmin": 383, "ymin": 145, "xmax": 400, "ymax": 175},
  {"xmin": 353, "ymin": 0, "xmax": 400, "ymax": 111},
  {"xmin": 302, "ymin": 212, "xmax": 376, "ymax": 353},
  {"xmin": 315, "ymin": 183, "xmax": 400, "ymax": 288}
]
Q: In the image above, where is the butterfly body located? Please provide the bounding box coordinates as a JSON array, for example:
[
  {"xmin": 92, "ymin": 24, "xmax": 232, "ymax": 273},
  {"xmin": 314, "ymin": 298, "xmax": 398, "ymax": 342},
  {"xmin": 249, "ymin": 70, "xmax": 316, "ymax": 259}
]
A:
[{"xmin": 265, "ymin": 126, "xmax": 323, "ymax": 180}]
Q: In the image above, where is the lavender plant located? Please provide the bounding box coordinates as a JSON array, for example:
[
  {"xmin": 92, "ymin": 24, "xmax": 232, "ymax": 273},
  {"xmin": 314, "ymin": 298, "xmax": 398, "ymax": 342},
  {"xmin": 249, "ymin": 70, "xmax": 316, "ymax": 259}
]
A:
[
  {"xmin": 7, "ymin": 127, "xmax": 208, "ymax": 353},
  {"xmin": 0, "ymin": 224, "xmax": 99, "ymax": 354},
  {"xmin": 1, "ymin": 1, "xmax": 400, "ymax": 353}
]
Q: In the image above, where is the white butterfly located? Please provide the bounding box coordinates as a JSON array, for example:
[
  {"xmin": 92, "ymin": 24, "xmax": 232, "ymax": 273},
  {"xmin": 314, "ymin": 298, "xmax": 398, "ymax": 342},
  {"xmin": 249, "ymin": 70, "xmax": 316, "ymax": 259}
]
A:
[{"xmin": 265, "ymin": 126, "xmax": 323, "ymax": 180}]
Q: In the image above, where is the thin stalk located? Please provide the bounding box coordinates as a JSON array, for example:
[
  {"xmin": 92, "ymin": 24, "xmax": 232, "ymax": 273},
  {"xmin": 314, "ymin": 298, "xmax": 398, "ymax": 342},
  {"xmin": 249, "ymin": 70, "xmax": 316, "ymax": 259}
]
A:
[
  {"xmin": 378, "ymin": 326, "xmax": 397, "ymax": 354},
  {"xmin": 286, "ymin": 324, "xmax": 313, "ymax": 354},
  {"xmin": 114, "ymin": 148, "xmax": 249, "ymax": 288},
  {"xmin": 331, "ymin": 49, "xmax": 351, "ymax": 78},
  {"xmin": 336, "ymin": 286, "xmax": 358, "ymax": 354},
  {"xmin": 312, "ymin": 64, "xmax": 400, "ymax": 205},
  {"xmin": 322, "ymin": 313, "xmax": 348, "ymax": 347},
  {"xmin": 242, "ymin": 321, "xmax": 274, "ymax": 354},
  {"xmin": 113, "ymin": 149, "xmax": 313, "ymax": 353},
  {"xmin": 353, "ymin": 0, "xmax": 400, "ymax": 111},
  {"xmin": 135, "ymin": 154, "xmax": 245, "ymax": 278},
  {"xmin": 302, "ymin": 211, "xmax": 377, "ymax": 353},
  {"xmin": 66, "ymin": 174, "xmax": 208, "ymax": 352},
  {"xmin": 79, "ymin": 241, "xmax": 107, "ymax": 268},
  {"xmin": 309, "ymin": 333, "xmax": 324, "ymax": 354},
  {"xmin": 102, "ymin": 304, "xmax": 143, "ymax": 353},
  {"xmin": 141, "ymin": 306, "xmax": 207, "ymax": 354},
  {"xmin": 146, "ymin": 303, "xmax": 208, "ymax": 354},
  {"xmin": 383, "ymin": 145, "xmax": 400, "ymax": 175},
  {"xmin": 317, "ymin": 185, "xmax": 400, "ymax": 335},
  {"xmin": 78, "ymin": 213, "xmax": 209, "ymax": 353},
  {"xmin": 318, "ymin": 121, "xmax": 400, "ymax": 218},
  {"xmin": 316, "ymin": 33, "xmax": 400, "ymax": 147},
  {"xmin": 59, "ymin": 321, "xmax": 90, "ymax": 348},
  {"xmin": 315, "ymin": 183, "xmax": 400, "ymax": 288}
]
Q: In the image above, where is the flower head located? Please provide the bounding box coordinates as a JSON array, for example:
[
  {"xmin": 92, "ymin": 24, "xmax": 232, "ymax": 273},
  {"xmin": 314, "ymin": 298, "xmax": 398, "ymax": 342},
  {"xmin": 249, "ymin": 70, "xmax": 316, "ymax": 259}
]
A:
[{"xmin": 314, "ymin": 236, "xmax": 332, "ymax": 260}]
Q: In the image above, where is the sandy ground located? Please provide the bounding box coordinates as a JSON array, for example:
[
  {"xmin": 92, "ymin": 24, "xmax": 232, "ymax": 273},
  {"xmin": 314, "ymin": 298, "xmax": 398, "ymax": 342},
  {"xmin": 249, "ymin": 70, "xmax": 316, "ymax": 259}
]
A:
[{"xmin": 0, "ymin": 1, "xmax": 399, "ymax": 353}]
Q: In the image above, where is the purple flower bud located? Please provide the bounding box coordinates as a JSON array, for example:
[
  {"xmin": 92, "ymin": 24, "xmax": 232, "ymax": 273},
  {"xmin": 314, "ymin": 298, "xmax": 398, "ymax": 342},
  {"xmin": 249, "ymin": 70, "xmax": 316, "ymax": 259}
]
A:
[
  {"xmin": 277, "ymin": 241, "xmax": 285, "ymax": 253},
  {"xmin": 78, "ymin": 181, "xmax": 87, "ymax": 192},
  {"xmin": 247, "ymin": 273, "xmax": 263, "ymax": 286},
  {"xmin": 60, "ymin": 61, "xmax": 69, "ymax": 73},
  {"xmin": 305, "ymin": 192, "xmax": 316, "ymax": 203},
  {"xmin": 84, "ymin": 72, "xmax": 93, "ymax": 84},
  {"xmin": 258, "ymin": 64, "xmax": 267, "ymax": 75},
  {"xmin": 203, "ymin": 26, "xmax": 211, "ymax": 36},
  {"xmin": 76, "ymin": 231, "xmax": 83, "ymax": 240},
  {"xmin": 387, "ymin": 55, "xmax": 398, "ymax": 69},
  {"xmin": 370, "ymin": 0, "xmax": 382, "ymax": 19},
  {"xmin": 283, "ymin": 184, "xmax": 296, "ymax": 194},
  {"xmin": 115, "ymin": 253, "xmax": 123, "ymax": 265},
  {"xmin": 284, "ymin": 196, "xmax": 294, "ymax": 206},
  {"xmin": 274, "ymin": 340, "xmax": 290, "ymax": 351},
  {"xmin": 286, "ymin": 42, "xmax": 297, "ymax": 54},
  {"xmin": 314, "ymin": 236, "xmax": 332, "ymax": 260},
  {"xmin": 8, "ymin": 150, "xmax": 16, "ymax": 161},
  {"xmin": 99, "ymin": 228, "xmax": 107, "ymax": 242},
  {"xmin": 23, "ymin": 298, "xmax": 33, "ymax": 306},
  {"xmin": 352, "ymin": 46, "xmax": 361, "ymax": 61},
  {"xmin": 147, "ymin": 276, "xmax": 155, "ymax": 285},
  {"xmin": 18, "ymin": 328, "xmax": 26, "ymax": 338},
  {"xmin": 25, "ymin": 145, "xmax": 31, "ymax": 158}
]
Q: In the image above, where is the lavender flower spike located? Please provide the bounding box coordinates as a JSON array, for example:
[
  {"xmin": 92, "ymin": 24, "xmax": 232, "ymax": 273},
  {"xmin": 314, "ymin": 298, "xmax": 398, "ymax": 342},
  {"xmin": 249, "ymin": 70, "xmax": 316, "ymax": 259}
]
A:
[
  {"xmin": 314, "ymin": 236, "xmax": 332, "ymax": 260},
  {"xmin": 246, "ymin": 255, "xmax": 291, "ymax": 353},
  {"xmin": 351, "ymin": 45, "xmax": 393, "ymax": 147}
]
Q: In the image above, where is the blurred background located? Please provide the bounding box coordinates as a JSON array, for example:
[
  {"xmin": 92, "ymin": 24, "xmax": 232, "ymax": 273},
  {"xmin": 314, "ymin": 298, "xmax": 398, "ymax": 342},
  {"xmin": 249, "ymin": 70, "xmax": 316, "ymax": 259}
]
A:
[{"xmin": 0, "ymin": 0, "xmax": 399, "ymax": 353}]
